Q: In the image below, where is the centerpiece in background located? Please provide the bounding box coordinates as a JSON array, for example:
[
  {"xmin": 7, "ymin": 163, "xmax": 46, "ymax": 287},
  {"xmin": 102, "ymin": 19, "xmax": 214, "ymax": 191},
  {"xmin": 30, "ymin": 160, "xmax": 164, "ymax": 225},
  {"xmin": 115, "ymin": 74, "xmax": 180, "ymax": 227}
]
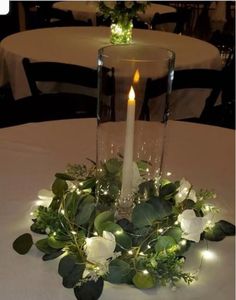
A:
[
  {"xmin": 98, "ymin": 1, "xmax": 148, "ymax": 44},
  {"xmin": 97, "ymin": 45, "xmax": 175, "ymax": 219}
]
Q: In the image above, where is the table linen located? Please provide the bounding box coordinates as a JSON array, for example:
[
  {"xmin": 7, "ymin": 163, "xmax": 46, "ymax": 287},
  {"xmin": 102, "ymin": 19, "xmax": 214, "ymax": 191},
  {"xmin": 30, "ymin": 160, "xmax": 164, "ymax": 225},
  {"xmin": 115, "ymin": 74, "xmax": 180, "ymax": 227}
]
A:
[
  {"xmin": 0, "ymin": 118, "xmax": 234, "ymax": 300},
  {"xmin": 0, "ymin": 27, "xmax": 222, "ymax": 119}
]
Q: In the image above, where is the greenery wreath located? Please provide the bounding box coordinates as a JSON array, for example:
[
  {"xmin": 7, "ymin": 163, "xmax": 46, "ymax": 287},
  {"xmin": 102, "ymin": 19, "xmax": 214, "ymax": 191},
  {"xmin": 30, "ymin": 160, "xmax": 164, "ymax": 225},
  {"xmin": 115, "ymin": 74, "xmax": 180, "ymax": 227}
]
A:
[{"xmin": 13, "ymin": 159, "xmax": 235, "ymax": 300}]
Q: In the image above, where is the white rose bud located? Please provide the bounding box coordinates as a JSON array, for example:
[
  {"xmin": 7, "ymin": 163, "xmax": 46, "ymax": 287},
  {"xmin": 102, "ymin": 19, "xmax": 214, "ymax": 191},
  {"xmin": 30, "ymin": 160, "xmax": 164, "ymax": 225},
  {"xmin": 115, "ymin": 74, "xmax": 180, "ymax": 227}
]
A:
[
  {"xmin": 178, "ymin": 209, "xmax": 208, "ymax": 242},
  {"xmin": 84, "ymin": 231, "xmax": 116, "ymax": 265}
]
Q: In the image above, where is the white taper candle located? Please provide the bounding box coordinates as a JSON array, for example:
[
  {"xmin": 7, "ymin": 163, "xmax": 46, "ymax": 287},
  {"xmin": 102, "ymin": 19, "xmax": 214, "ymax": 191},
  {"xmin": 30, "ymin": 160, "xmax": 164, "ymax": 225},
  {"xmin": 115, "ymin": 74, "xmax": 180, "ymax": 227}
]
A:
[{"xmin": 121, "ymin": 86, "xmax": 136, "ymax": 199}]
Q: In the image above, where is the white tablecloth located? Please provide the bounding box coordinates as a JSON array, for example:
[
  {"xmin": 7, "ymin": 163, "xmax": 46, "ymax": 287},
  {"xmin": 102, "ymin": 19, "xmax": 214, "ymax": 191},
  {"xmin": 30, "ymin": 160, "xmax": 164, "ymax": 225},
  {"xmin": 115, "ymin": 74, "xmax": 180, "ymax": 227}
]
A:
[
  {"xmin": 0, "ymin": 27, "xmax": 222, "ymax": 119},
  {"xmin": 0, "ymin": 119, "xmax": 234, "ymax": 300},
  {"xmin": 52, "ymin": 1, "xmax": 176, "ymax": 26}
]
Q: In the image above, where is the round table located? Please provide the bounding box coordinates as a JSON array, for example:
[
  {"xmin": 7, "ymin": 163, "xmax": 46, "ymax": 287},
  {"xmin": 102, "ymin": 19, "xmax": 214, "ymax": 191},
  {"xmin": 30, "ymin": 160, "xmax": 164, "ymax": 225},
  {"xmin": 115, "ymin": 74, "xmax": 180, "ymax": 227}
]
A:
[
  {"xmin": 0, "ymin": 119, "xmax": 234, "ymax": 300},
  {"xmin": 0, "ymin": 27, "xmax": 221, "ymax": 119},
  {"xmin": 52, "ymin": 2, "xmax": 176, "ymax": 26}
]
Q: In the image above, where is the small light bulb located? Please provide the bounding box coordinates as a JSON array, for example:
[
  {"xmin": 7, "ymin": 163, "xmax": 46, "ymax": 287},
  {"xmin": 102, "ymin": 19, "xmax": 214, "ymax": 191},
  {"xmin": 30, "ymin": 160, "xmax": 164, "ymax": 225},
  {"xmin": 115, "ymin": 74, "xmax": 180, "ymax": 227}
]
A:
[
  {"xmin": 79, "ymin": 182, "xmax": 83, "ymax": 186},
  {"xmin": 201, "ymin": 250, "xmax": 217, "ymax": 261},
  {"xmin": 142, "ymin": 269, "xmax": 149, "ymax": 275},
  {"xmin": 147, "ymin": 244, "xmax": 151, "ymax": 249},
  {"xmin": 158, "ymin": 228, "xmax": 163, "ymax": 233},
  {"xmin": 71, "ymin": 231, "xmax": 77, "ymax": 235},
  {"xmin": 180, "ymin": 239, "xmax": 187, "ymax": 246},
  {"xmin": 166, "ymin": 171, "xmax": 172, "ymax": 176},
  {"xmin": 139, "ymin": 252, "xmax": 145, "ymax": 256},
  {"xmin": 53, "ymin": 232, "xmax": 57, "ymax": 236},
  {"xmin": 61, "ymin": 209, "xmax": 65, "ymax": 215},
  {"xmin": 93, "ymin": 231, "xmax": 98, "ymax": 236},
  {"xmin": 115, "ymin": 230, "xmax": 123, "ymax": 235},
  {"xmin": 128, "ymin": 250, "xmax": 133, "ymax": 255}
]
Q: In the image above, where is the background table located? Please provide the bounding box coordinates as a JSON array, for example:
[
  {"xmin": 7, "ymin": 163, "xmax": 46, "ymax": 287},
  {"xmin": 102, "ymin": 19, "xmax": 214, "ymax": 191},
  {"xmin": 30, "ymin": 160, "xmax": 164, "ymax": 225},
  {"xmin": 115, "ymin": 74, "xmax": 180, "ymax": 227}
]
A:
[
  {"xmin": 0, "ymin": 27, "xmax": 222, "ymax": 119},
  {"xmin": 52, "ymin": 2, "xmax": 176, "ymax": 26},
  {"xmin": 0, "ymin": 119, "xmax": 234, "ymax": 300}
]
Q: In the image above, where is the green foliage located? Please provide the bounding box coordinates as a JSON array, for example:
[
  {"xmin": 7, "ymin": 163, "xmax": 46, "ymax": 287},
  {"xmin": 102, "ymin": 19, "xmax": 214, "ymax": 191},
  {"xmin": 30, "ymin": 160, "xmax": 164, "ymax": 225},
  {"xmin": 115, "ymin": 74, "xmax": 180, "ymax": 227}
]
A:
[
  {"xmin": 12, "ymin": 161, "xmax": 235, "ymax": 300},
  {"xmin": 132, "ymin": 203, "xmax": 159, "ymax": 228},
  {"xmin": 12, "ymin": 233, "xmax": 33, "ymax": 255},
  {"xmin": 204, "ymin": 220, "xmax": 235, "ymax": 241},
  {"xmin": 133, "ymin": 271, "xmax": 157, "ymax": 289},
  {"xmin": 94, "ymin": 210, "xmax": 114, "ymax": 235},
  {"xmin": 59, "ymin": 255, "xmax": 85, "ymax": 288},
  {"xmin": 98, "ymin": 1, "xmax": 149, "ymax": 23},
  {"xmin": 155, "ymin": 236, "xmax": 177, "ymax": 254},
  {"xmin": 74, "ymin": 277, "xmax": 104, "ymax": 300},
  {"xmin": 106, "ymin": 259, "xmax": 133, "ymax": 284}
]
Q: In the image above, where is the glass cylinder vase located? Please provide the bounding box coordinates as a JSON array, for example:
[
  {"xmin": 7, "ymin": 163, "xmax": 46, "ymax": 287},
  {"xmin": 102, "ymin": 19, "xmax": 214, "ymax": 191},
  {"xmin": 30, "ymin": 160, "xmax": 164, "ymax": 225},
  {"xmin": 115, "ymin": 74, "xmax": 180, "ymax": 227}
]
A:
[
  {"xmin": 97, "ymin": 45, "xmax": 175, "ymax": 220},
  {"xmin": 110, "ymin": 19, "xmax": 133, "ymax": 44}
]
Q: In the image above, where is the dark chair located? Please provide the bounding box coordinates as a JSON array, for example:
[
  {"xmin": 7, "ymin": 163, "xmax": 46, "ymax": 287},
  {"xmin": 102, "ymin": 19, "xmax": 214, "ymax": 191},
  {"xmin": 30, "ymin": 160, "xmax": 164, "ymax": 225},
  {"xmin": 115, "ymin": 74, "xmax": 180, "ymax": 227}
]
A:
[
  {"xmin": 38, "ymin": 7, "xmax": 92, "ymax": 28},
  {"xmin": 151, "ymin": 8, "xmax": 191, "ymax": 34},
  {"xmin": 96, "ymin": 14, "xmax": 112, "ymax": 27},
  {"xmin": 132, "ymin": 17, "xmax": 149, "ymax": 30},
  {"xmin": 139, "ymin": 68, "xmax": 223, "ymax": 126},
  {"xmin": 0, "ymin": 59, "xmax": 99, "ymax": 127}
]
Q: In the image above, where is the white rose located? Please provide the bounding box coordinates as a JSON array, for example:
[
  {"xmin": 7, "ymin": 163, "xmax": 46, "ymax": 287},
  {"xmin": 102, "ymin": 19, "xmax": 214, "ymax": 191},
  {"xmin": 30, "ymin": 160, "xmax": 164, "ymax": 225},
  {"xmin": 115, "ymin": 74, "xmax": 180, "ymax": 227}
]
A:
[
  {"xmin": 175, "ymin": 178, "xmax": 197, "ymax": 204},
  {"xmin": 178, "ymin": 209, "xmax": 208, "ymax": 242},
  {"xmin": 84, "ymin": 231, "xmax": 116, "ymax": 265}
]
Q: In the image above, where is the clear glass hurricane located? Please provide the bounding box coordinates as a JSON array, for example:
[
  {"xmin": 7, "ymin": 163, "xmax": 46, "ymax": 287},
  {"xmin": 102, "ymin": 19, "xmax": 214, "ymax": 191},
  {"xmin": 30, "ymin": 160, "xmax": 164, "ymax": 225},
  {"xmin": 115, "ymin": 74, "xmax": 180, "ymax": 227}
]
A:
[{"xmin": 96, "ymin": 44, "xmax": 175, "ymax": 219}]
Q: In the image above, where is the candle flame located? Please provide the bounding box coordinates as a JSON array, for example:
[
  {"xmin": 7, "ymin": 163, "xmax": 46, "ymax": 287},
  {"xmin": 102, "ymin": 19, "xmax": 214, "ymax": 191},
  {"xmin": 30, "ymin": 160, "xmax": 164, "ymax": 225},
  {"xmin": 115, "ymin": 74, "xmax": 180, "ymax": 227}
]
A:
[
  {"xmin": 133, "ymin": 69, "xmax": 140, "ymax": 83},
  {"xmin": 128, "ymin": 86, "xmax": 135, "ymax": 101}
]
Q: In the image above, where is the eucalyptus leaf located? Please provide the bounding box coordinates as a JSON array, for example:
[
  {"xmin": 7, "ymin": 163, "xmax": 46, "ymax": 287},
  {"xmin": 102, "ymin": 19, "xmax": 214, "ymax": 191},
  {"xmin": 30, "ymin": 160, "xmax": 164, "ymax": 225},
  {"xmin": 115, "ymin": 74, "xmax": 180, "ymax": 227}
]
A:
[
  {"xmin": 55, "ymin": 173, "xmax": 75, "ymax": 181},
  {"xmin": 47, "ymin": 236, "xmax": 67, "ymax": 249},
  {"xmin": 80, "ymin": 177, "xmax": 96, "ymax": 190},
  {"xmin": 105, "ymin": 158, "xmax": 122, "ymax": 174},
  {"xmin": 58, "ymin": 255, "xmax": 77, "ymax": 277},
  {"xmin": 159, "ymin": 182, "xmax": 177, "ymax": 199},
  {"xmin": 204, "ymin": 223, "xmax": 225, "ymax": 241},
  {"xmin": 147, "ymin": 197, "xmax": 173, "ymax": 220},
  {"xmin": 155, "ymin": 236, "xmax": 177, "ymax": 253},
  {"xmin": 102, "ymin": 221, "xmax": 132, "ymax": 250},
  {"xmin": 204, "ymin": 220, "xmax": 235, "ymax": 241},
  {"xmin": 43, "ymin": 249, "xmax": 64, "ymax": 261},
  {"xmin": 132, "ymin": 203, "xmax": 159, "ymax": 228},
  {"xmin": 62, "ymin": 264, "xmax": 85, "ymax": 288},
  {"xmin": 138, "ymin": 180, "xmax": 156, "ymax": 198},
  {"xmin": 106, "ymin": 259, "xmax": 133, "ymax": 284},
  {"xmin": 76, "ymin": 195, "xmax": 96, "ymax": 225},
  {"xmin": 35, "ymin": 238, "xmax": 58, "ymax": 254},
  {"xmin": 12, "ymin": 233, "xmax": 33, "ymax": 255},
  {"xmin": 58, "ymin": 255, "xmax": 85, "ymax": 288},
  {"xmin": 74, "ymin": 277, "xmax": 104, "ymax": 300},
  {"xmin": 165, "ymin": 227, "xmax": 182, "ymax": 243},
  {"xmin": 117, "ymin": 218, "xmax": 134, "ymax": 233},
  {"xmin": 132, "ymin": 271, "xmax": 157, "ymax": 289},
  {"xmin": 52, "ymin": 178, "xmax": 68, "ymax": 198},
  {"xmin": 218, "ymin": 220, "xmax": 235, "ymax": 236},
  {"xmin": 65, "ymin": 192, "xmax": 80, "ymax": 215},
  {"xmin": 94, "ymin": 210, "xmax": 114, "ymax": 235}
]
